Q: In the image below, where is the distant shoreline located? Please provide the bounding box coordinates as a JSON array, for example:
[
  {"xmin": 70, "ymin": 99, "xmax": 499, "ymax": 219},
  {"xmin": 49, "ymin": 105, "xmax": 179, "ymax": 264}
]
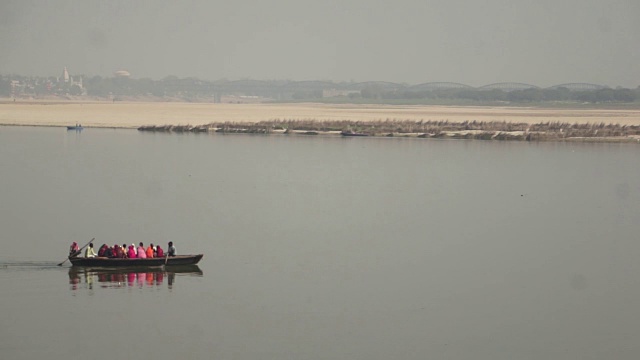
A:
[
  {"xmin": 3, "ymin": 95, "xmax": 640, "ymax": 109},
  {"xmin": 1, "ymin": 98, "xmax": 639, "ymax": 142}
]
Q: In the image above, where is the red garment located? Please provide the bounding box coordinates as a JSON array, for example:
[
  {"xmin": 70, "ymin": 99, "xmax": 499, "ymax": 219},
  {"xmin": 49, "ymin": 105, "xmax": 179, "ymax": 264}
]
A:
[
  {"xmin": 98, "ymin": 245, "xmax": 107, "ymax": 257},
  {"xmin": 127, "ymin": 246, "xmax": 137, "ymax": 259},
  {"xmin": 116, "ymin": 246, "xmax": 125, "ymax": 258},
  {"xmin": 156, "ymin": 246, "xmax": 164, "ymax": 257}
]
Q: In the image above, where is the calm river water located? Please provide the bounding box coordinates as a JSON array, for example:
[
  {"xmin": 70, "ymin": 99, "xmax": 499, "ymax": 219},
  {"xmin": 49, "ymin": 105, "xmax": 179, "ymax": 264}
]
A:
[{"xmin": 1, "ymin": 126, "xmax": 639, "ymax": 360}]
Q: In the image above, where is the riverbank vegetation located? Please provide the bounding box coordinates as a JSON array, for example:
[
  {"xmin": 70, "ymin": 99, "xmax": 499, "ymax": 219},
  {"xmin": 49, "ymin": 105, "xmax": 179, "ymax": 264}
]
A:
[{"xmin": 138, "ymin": 119, "xmax": 640, "ymax": 142}]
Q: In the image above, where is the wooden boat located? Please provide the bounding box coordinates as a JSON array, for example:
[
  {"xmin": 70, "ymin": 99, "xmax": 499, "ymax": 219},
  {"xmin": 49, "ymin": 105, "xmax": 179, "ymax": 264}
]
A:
[
  {"xmin": 67, "ymin": 125, "xmax": 84, "ymax": 131},
  {"xmin": 340, "ymin": 130, "xmax": 369, "ymax": 137},
  {"xmin": 69, "ymin": 254, "xmax": 203, "ymax": 267}
]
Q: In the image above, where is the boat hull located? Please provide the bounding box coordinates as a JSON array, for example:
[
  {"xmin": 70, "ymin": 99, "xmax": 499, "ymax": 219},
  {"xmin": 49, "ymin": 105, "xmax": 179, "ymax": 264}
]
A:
[
  {"xmin": 340, "ymin": 131, "xmax": 368, "ymax": 137},
  {"xmin": 69, "ymin": 254, "xmax": 203, "ymax": 267}
]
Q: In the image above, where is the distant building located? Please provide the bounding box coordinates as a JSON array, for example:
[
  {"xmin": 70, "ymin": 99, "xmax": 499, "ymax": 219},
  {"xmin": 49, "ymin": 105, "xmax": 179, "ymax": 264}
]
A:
[
  {"xmin": 114, "ymin": 70, "xmax": 131, "ymax": 78},
  {"xmin": 57, "ymin": 67, "xmax": 84, "ymax": 93},
  {"xmin": 62, "ymin": 67, "xmax": 70, "ymax": 83}
]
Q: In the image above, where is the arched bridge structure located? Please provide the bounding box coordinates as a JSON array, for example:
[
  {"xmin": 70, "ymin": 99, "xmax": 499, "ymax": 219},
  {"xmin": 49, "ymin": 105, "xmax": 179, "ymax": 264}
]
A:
[
  {"xmin": 546, "ymin": 83, "xmax": 608, "ymax": 91},
  {"xmin": 479, "ymin": 82, "xmax": 540, "ymax": 91},
  {"xmin": 282, "ymin": 80, "xmax": 336, "ymax": 91},
  {"xmin": 348, "ymin": 81, "xmax": 404, "ymax": 91},
  {"xmin": 409, "ymin": 82, "xmax": 474, "ymax": 91}
]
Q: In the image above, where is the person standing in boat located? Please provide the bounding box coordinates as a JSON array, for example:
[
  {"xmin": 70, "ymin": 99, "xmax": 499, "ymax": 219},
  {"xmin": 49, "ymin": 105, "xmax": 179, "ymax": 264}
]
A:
[
  {"xmin": 137, "ymin": 242, "xmax": 147, "ymax": 259},
  {"xmin": 167, "ymin": 241, "xmax": 176, "ymax": 257},
  {"xmin": 84, "ymin": 243, "xmax": 97, "ymax": 258},
  {"xmin": 69, "ymin": 242, "xmax": 80, "ymax": 257}
]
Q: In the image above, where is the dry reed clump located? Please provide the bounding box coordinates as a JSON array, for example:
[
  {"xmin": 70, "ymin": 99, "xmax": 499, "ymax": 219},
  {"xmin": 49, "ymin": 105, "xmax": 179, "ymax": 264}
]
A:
[
  {"xmin": 137, "ymin": 119, "xmax": 640, "ymax": 141},
  {"xmin": 138, "ymin": 124, "xmax": 208, "ymax": 132}
]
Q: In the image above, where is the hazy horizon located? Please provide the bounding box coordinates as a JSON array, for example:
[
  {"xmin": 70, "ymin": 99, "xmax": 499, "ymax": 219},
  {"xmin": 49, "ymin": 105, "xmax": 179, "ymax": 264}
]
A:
[{"xmin": 1, "ymin": 0, "xmax": 639, "ymax": 88}]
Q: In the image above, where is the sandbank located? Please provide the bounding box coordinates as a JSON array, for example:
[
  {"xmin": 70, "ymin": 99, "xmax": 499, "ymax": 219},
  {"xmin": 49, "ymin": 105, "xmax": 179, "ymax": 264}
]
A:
[{"xmin": 2, "ymin": 99, "xmax": 640, "ymax": 129}]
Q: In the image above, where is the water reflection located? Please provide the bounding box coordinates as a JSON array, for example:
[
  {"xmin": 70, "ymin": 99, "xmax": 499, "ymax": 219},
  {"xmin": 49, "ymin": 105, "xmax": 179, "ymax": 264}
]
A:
[{"xmin": 68, "ymin": 265, "xmax": 202, "ymax": 291}]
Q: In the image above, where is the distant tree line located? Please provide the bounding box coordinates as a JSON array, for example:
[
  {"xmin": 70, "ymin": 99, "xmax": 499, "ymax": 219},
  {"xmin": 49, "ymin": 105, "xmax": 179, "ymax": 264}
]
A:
[
  {"xmin": 2, "ymin": 74, "xmax": 639, "ymax": 104},
  {"xmin": 359, "ymin": 86, "xmax": 640, "ymax": 103}
]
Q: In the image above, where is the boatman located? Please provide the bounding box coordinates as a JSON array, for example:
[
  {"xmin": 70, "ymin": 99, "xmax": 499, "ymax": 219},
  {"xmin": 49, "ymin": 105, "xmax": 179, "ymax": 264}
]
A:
[
  {"xmin": 85, "ymin": 243, "xmax": 97, "ymax": 258},
  {"xmin": 167, "ymin": 241, "xmax": 176, "ymax": 257},
  {"xmin": 69, "ymin": 242, "xmax": 79, "ymax": 256}
]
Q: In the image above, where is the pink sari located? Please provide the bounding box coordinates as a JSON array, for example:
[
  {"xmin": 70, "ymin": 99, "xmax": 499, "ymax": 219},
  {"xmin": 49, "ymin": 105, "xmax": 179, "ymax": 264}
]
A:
[{"xmin": 137, "ymin": 246, "xmax": 147, "ymax": 259}]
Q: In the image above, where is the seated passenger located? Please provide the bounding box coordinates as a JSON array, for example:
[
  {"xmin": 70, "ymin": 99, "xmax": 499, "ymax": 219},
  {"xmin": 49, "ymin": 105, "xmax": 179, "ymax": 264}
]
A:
[
  {"xmin": 127, "ymin": 245, "xmax": 137, "ymax": 259},
  {"xmin": 146, "ymin": 244, "xmax": 155, "ymax": 258},
  {"xmin": 156, "ymin": 245, "xmax": 164, "ymax": 257},
  {"xmin": 98, "ymin": 244, "xmax": 108, "ymax": 257},
  {"xmin": 137, "ymin": 242, "xmax": 147, "ymax": 259},
  {"xmin": 104, "ymin": 246, "xmax": 114, "ymax": 258},
  {"xmin": 84, "ymin": 243, "xmax": 97, "ymax": 258},
  {"xmin": 114, "ymin": 244, "xmax": 125, "ymax": 258}
]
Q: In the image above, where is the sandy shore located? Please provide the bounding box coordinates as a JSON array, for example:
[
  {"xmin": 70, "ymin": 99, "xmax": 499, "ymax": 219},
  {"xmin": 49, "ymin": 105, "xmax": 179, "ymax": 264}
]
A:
[{"xmin": 1, "ymin": 99, "xmax": 640, "ymax": 129}]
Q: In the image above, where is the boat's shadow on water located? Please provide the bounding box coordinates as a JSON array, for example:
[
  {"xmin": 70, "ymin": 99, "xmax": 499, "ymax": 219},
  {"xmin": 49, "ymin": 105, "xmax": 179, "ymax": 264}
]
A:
[{"xmin": 68, "ymin": 265, "xmax": 202, "ymax": 291}]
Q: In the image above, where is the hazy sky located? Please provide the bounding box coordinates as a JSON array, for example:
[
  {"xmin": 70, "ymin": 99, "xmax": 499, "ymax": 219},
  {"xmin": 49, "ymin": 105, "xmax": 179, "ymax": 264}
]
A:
[{"xmin": 1, "ymin": 0, "xmax": 638, "ymax": 87}]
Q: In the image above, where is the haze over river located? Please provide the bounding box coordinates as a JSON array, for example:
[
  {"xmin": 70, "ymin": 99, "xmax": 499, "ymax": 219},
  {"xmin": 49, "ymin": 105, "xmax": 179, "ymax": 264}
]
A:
[{"xmin": 1, "ymin": 126, "xmax": 639, "ymax": 360}]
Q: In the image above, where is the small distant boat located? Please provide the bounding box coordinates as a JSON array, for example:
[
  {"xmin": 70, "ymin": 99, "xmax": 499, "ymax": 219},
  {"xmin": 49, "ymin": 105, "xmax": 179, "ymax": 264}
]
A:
[
  {"xmin": 69, "ymin": 254, "xmax": 203, "ymax": 267},
  {"xmin": 67, "ymin": 125, "xmax": 84, "ymax": 131},
  {"xmin": 341, "ymin": 130, "xmax": 369, "ymax": 137}
]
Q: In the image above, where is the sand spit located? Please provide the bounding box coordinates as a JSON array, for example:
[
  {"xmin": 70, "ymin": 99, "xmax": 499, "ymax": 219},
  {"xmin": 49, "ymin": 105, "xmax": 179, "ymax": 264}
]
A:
[
  {"xmin": 2, "ymin": 100, "xmax": 640, "ymax": 142},
  {"xmin": 137, "ymin": 120, "xmax": 640, "ymax": 142}
]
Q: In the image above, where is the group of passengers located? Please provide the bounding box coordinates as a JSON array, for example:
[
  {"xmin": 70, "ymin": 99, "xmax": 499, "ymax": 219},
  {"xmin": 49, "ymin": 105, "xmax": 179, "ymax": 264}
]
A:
[{"xmin": 80, "ymin": 241, "xmax": 176, "ymax": 258}]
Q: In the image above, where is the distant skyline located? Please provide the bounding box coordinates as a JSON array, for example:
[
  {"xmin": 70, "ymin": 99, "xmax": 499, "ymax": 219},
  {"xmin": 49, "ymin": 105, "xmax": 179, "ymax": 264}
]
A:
[
  {"xmin": 1, "ymin": 0, "xmax": 639, "ymax": 88},
  {"xmin": 2, "ymin": 71, "xmax": 628, "ymax": 91}
]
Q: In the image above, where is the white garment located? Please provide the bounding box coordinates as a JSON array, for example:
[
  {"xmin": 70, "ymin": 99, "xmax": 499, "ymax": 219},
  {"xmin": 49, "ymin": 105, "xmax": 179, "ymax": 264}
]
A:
[{"xmin": 85, "ymin": 246, "xmax": 97, "ymax": 258}]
